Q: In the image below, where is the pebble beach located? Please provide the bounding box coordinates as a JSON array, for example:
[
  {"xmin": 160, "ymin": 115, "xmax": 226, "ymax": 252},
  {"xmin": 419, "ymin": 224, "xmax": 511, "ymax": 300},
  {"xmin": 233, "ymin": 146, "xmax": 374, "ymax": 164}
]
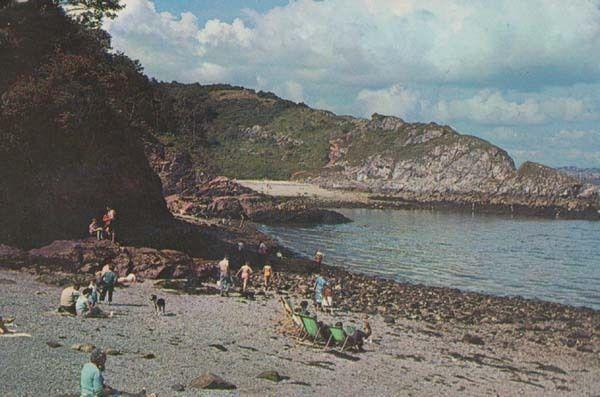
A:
[{"xmin": 1, "ymin": 269, "xmax": 599, "ymax": 396}]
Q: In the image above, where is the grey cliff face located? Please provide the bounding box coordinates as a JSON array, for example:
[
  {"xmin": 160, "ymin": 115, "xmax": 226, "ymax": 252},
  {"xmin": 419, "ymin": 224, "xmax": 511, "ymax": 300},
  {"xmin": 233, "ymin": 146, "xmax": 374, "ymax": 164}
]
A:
[{"xmin": 306, "ymin": 114, "xmax": 599, "ymax": 217}]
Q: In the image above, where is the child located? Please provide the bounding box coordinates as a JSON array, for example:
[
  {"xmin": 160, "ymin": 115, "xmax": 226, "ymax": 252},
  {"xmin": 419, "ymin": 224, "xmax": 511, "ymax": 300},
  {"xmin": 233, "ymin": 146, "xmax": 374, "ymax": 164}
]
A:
[
  {"xmin": 263, "ymin": 263, "xmax": 273, "ymax": 290},
  {"xmin": 236, "ymin": 262, "xmax": 253, "ymax": 293},
  {"xmin": 322, "ymin": 285, "xmax": 334, "ymax": 313},
  {"xmin": 88, "ymin": 279, "xmax": 99, "ymax": 306}
]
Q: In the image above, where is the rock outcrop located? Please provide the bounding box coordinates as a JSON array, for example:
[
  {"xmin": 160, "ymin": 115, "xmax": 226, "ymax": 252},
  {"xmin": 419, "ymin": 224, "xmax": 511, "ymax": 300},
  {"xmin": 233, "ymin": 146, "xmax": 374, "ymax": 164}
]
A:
[
  {"xmin": 150, "ymin": 83, "xmax": 600, "ymax": 219},
  {"xmin": 306, "ymin": 115, "xmax": 599, "ymax": 218},
  {"xmin": 166, "ymin": 177, "xmax": 351, "ymax": 225},
  {"xmin": 26, "ymin": 239, "xmax": 214, "ymax": 280}
]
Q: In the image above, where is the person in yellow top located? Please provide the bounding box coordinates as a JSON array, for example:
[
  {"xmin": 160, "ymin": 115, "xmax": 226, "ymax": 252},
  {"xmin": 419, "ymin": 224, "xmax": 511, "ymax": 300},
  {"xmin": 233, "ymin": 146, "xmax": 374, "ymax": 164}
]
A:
[{"xmin": 263, "ymin": 263, "xmax": 273, "ymax": 290}]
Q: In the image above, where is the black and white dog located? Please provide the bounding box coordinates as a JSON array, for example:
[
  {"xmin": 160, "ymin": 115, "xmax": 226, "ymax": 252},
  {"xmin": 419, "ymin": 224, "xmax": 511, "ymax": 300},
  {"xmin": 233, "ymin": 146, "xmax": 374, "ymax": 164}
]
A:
[{"xmin": 150, "ymin": 294, "xmax": 166, "ymax": 315}]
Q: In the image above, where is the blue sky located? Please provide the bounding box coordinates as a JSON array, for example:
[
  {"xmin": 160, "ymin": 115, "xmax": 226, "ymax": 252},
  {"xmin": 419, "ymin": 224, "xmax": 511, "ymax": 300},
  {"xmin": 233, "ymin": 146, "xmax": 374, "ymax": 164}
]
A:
[{"xmin": 104, "ymin": 0, "xmax": 600, "ymax": 168}]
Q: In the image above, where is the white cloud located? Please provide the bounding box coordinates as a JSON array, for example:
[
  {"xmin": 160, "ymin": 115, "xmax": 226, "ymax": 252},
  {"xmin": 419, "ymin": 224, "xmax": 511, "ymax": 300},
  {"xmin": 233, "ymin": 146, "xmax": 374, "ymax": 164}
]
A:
[
  {"xmin": 355, "ymin": 87, "xmax": 599, "ymax": 125},
  {"xmin": 356, "ymin": 85, "xmax": 425, "ymax": 120},
  {"xmin": 103, "ymin": 0, "xmax": 600, "ymax": 166},
  {"xmin": 276, "ymin": 81, "xmax": 305, "ymax": 103},
  {"xmin": 197, "ymin": 18, "xmax": 253, "ymax": 48}
]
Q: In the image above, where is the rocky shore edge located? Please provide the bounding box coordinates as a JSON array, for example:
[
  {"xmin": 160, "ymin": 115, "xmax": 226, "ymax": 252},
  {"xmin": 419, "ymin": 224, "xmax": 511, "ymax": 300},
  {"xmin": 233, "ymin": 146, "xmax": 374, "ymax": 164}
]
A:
[{"xmin": 2, "ymin": 224, "xmax": 598, "ymax": 357}]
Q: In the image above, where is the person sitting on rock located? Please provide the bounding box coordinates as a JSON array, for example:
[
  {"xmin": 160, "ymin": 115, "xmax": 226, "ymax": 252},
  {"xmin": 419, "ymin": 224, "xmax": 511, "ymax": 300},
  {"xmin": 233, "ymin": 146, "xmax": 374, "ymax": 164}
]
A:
[
  {"xmin": 99, "ymin": 265, "xmax": 117, "ymax": 305},
  {"xmin": 88, "ymin": 218, "xmax": 103, "ymax": 240},
  {"xmin": 58, "ymin": 283, "xmax": 81, "ymax": 315},
  {"xmin": 237, "ymin": 262, "xmax": 253, "ymax": 293}
]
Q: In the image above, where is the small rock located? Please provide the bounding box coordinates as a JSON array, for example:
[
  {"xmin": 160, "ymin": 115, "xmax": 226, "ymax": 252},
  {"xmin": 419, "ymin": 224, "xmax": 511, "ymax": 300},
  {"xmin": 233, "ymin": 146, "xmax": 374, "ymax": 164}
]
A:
[
  {"xmin": 462, "ymin": 334, "xmax": 485, "ymax": 346},
  {"xmin": 46, "ymin": 341, "xmax": 62, "ymax": 348},
  {"xmin": 208, "ymin": 344, "xmax": 228, "ymax": 352},
  {"xmin": 171, "ymin": 383, "xmax": 185, "ymax": 392},
  {"xmin": 189, "ymin": 373, "xmax": 236, "ymax": 390},
  {"xmin": 577, "ymin": 344, "xmax": 594, "ymax": 353},
  {"xmin": 142, "ymin": 353, "xmax": 156, "ymax": 359},
  {"xmin": 383, "ymin": 316, "xmax": 395, "ymax": 324},
  {"xmin": 257, "ymin": 370, "xmax": 285, "ymax": 382},
  {"xmin": 71, "ymin": 343, "xmax": 95, "ymax": 353},
  {"xmin": 105, "ymin": 348, "xmax": 122, "ymax": 356}
]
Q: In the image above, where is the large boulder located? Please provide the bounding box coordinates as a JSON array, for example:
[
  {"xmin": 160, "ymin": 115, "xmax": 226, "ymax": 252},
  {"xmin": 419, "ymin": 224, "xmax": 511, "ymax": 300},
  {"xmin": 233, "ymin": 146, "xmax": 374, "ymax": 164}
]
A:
[{"xmin": 26, "ymin": 239, "xmax": 195, "ymax": 279}]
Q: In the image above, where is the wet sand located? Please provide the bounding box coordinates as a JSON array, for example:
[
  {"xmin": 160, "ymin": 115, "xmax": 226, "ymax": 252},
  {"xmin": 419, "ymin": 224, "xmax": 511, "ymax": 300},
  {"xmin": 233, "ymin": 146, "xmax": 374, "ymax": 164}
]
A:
[{"xmin": 1, "ymin": 269, "xmax": 598, "ymax": 396}]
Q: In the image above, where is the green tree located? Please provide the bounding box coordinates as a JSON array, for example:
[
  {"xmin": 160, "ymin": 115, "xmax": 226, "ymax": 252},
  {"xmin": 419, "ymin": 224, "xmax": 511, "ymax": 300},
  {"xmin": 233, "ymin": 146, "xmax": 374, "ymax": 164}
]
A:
[{"xmin": 56, "ymin": 0, "xmax": 123, "ymax": 28}]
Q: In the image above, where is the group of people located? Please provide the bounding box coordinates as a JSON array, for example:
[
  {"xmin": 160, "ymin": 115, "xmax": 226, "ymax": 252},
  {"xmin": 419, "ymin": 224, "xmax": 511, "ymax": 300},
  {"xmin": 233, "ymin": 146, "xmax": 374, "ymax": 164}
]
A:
[
  {"xmin": 58, "ymin": 264, "xmax": 119, "ymax": 317},
  {"xmin": 217, "ymin": 240, "xmax": 275, "ymax": 297},
  {"xmin": 295, "ymin": 297, "xmax": 372, "ymax": 351},
  {"xmin": 88, "ymin": 206, "xmax": 117, "ymax": 243}
]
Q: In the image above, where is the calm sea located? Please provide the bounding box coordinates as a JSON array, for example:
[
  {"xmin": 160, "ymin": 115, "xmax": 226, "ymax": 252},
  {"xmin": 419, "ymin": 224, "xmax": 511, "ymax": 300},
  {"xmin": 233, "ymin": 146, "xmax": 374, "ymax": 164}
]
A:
[{"xmin": 260, "ymin": 208, "xmax": 600, "ymax": 310}]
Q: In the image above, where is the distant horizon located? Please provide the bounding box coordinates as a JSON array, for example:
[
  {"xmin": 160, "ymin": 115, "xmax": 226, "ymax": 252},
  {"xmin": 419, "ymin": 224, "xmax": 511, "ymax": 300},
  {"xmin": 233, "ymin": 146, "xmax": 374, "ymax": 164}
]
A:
[{"xmin": 104, "ymin": 0, "xmax": 600, "ymax": 168}]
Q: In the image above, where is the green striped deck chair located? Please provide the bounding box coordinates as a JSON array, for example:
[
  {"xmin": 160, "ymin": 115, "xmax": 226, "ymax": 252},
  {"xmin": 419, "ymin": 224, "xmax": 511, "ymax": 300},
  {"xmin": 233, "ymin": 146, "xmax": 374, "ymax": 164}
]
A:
[
  {"xmin": 325, "ymin": 326, "xmax": 351, "ymax": 351},
  {"xmin": 298, "ymin": 314, "xmax": 323, "ymax": 343}
]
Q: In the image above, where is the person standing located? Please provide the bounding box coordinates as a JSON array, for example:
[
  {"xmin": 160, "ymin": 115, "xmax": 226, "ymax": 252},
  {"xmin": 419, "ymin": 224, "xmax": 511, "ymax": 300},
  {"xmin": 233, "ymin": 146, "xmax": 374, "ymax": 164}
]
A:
[
  {"xmin": 102, "ymin": 206, "xmax": 117, "ymax": 243},
  {"xmin": 314, "ymin": 249, "xmax": 324, "ymax": 267},
  {"xmin": 258, "ymin": 241, "xmax": 268, "ymax": 265},
  {"xmin": 313, "ymin": 274, "xmax": 328, "ymax": 311},
  {"xmin": 100, "ymin": 265, "xmax": 117, "ymax": 305}
]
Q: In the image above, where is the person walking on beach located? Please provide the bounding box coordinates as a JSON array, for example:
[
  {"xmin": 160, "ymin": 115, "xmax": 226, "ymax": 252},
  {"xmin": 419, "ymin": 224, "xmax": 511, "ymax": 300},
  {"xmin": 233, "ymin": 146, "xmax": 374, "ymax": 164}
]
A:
[
  {"xmin": 237, "ymin": 262, "xmax": 253, "ymax": 293},
  {"xmin": 100, "ymin": 265, "xmax": 117, "ymax": 305},
  {"xmin": 263, "ymin": 263, "xmax": 273, "ymax": 291},
  {"xmin": 218, "ymin": 256, "xmax": 231, "ymax": 297},
  {"xmin": 58, "ymin": 283, "xmax": 81, "ymax": 315},
  {"xmin": 313, "ymin": 274, "xmax": 328, "ymax": 311}
]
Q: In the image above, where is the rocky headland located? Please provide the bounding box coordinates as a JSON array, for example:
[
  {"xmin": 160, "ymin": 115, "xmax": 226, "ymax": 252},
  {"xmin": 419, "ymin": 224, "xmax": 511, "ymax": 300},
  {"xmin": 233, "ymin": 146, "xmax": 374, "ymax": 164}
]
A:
[{"xmin": 150, "ymin": 83, "xmax": 600, "ymax": 220}]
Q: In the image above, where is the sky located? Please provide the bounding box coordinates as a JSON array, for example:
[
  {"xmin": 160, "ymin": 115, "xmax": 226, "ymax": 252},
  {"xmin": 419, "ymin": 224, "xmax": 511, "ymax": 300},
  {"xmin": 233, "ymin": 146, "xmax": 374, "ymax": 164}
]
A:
[{"xmin": 103, "ymin": 0, "xmax": 600, "ymax": 168}]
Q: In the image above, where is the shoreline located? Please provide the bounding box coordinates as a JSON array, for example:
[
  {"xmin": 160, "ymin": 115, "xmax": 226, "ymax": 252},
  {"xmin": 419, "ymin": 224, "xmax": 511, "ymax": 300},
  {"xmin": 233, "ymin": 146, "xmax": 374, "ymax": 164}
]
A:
[
  {"xmin": 238, "ymin": 180, "xmax": 600, "ymax": 220},
  {"xmin": 1, "ymin": 268, "xmax": 599, "ymax": 396}
]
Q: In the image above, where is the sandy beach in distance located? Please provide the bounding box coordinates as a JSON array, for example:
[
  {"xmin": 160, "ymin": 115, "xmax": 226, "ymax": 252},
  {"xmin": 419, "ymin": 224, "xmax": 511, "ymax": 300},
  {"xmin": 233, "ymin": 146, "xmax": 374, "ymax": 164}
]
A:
[
  {"xmin": 1, "ymin": 269, "xmax": 599, "ymax": 396},
  {"xmin": 238, "ymin": 180, "xmax": 371, "ymax": 203}
]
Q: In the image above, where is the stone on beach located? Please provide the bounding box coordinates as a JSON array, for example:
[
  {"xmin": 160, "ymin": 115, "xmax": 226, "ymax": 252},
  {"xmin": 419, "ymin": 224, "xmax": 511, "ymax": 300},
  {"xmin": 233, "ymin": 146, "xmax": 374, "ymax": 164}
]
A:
[
  {"xmin": 189, "ymin": 373, "xmax": 237, "ymax": 390},
  {"xmin": 257, "ymin": 370, "xmax": 286, "ymax": 382},
  {"xmin": 71, "ymin": 343, "xmax": 95, "ymax": 353},
  {"xmin": 462, "ymin": 334, "xmax": 485, "ymax": 346}
]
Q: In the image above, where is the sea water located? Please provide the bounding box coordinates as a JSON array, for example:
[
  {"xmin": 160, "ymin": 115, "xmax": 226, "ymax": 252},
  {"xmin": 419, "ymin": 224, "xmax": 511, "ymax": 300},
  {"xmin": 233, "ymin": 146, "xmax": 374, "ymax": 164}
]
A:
[{"xmin": 260, "ymin": 208, "xmax": 600, "ymax": 310}]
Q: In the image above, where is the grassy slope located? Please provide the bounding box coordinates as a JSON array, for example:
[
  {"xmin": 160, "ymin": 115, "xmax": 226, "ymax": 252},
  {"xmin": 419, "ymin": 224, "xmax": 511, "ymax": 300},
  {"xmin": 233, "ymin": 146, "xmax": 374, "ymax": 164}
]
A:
[{"xmin": 155, "ymin": 84, "xmax": 514, "ymax": 180}]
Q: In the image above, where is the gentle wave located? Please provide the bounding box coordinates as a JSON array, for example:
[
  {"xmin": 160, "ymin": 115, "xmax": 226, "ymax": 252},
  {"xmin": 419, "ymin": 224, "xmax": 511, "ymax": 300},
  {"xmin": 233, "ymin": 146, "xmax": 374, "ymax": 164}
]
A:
[{"xmin": 260, "ymin": 208, "xmax": 600, "ymax": 310}]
